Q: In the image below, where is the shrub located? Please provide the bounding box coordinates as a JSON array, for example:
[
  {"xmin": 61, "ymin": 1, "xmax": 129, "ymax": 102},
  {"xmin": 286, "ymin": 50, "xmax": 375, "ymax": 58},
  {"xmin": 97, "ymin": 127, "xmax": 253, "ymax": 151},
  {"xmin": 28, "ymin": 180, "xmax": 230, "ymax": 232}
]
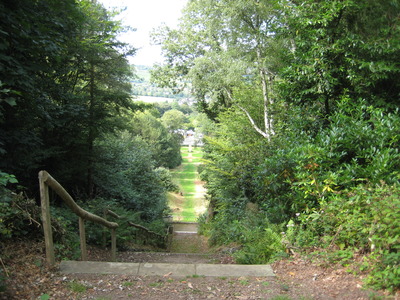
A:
[
  {"xmin": 81, "ymin": 198, "xmax": 169, "ymax": 250},
  {"xmin": 48, "ymin": 205, "xmax": 81, "ymax": 259},
  {"xmin": 154, "ymin": 167, "xmax": 179, "ymax": 192},
  {"xmin": 257, "ymin": 103, "xmax": 400, "ymax": 226},
  {"xmin": 93, "ymin": 134, "xmax": 168, "ymax": 222},
  {"xmin": 234, "ymin": 227, "xmax": 285, "ymax": 264},
  {"xmin": 0, "ymin": 189, "xmax": 43, "ymax": 240},
  {"xmin": 206, "ymin": 196, "xmax": 248, "ymax": 246},
  {"xmin": 287, "ymin": 183, "xmax": 400, "ymax": 291},
  {"xmin": 204, "ymin": 204, "xmax": 285, "ymax": 264}
]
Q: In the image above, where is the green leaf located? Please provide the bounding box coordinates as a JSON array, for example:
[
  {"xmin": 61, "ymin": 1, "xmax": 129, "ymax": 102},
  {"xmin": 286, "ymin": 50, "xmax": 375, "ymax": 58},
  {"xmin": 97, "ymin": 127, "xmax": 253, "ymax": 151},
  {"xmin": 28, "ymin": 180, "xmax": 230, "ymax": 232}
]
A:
[
  {"xmin": 40, "ymin": 293, "xmax": 50, "ymax": 300},
  {"xmin": 4, "ymin": 98, "xmax": 16, "ymax": 106}
]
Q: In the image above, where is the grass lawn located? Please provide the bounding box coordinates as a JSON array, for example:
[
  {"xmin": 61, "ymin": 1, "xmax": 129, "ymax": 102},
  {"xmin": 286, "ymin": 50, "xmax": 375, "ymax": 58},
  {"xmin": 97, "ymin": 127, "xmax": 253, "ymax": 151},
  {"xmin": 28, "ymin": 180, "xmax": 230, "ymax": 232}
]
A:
[{"xmin": 169, "ymin": 146, "xmax": 206, "ymax": 222}]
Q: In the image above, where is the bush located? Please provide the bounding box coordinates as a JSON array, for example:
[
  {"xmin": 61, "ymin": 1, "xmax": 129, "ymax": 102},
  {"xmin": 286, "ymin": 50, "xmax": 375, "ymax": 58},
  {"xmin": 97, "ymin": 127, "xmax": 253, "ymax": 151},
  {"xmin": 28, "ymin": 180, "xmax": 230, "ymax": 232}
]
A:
[
  {"xmin": 255, "ymin": 103, "xmax": 400, "ymax": 226},
  {"xmin": 203, "ymin": 204, "xmax": 285, "ymax": 264},
  {"xmin": 0, "ymin": 190, "xmax": 43, "ymax": 240},
  {"xmin": 50, "ymin": 206, "xmax": 81, "ymax": 260},
  {"xmin": 206, "ymin": 196, "xmax": 249, "ymax": 246},
  {"xmin": 287, "ymin": 183, "xmax": 400, "ymax": 291},
  {"xmin": 234, "ymin": 227, "xmax": 285, "ymax": 264},
  {"xmin": 50, "ymin": 197, "xmax": 170, "ymax": 257},
  {"xmin": 365, "ymin": 250, "xmax": 400, "ymax": 293},
  {"xmin": 93, "ymin": 134, "xmax": 168, "ymax": 222},
  {"xmin": 81, "ymin": 198, "xmax": 169, "ymax": 250},
  {"xmin": 154, "ymin": 167, "xmax": 179, "ymax": 192},
  {"xmin": 81, "ymin": 198, "xmax": 141, "ymax": 250}
]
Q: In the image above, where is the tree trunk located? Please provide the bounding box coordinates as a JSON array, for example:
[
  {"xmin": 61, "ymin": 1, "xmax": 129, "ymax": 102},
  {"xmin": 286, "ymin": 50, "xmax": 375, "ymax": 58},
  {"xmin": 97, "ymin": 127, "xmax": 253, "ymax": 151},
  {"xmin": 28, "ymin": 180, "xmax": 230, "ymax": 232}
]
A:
[
  {"xmin": 87, "ymin": 63, "xmax": 95, "ymax": 198},
  {"xmin": 256, "ymin": 48, "xmax": 275, "ymax": 140}
]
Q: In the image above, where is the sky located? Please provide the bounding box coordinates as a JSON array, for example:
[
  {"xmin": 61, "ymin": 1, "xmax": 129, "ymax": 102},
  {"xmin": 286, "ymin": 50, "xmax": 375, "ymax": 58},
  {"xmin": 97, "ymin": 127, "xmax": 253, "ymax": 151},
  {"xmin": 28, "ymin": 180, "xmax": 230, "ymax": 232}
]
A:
[{"xmin": 99, "ymin": 0, "xmax": 187, "ymax": 66}]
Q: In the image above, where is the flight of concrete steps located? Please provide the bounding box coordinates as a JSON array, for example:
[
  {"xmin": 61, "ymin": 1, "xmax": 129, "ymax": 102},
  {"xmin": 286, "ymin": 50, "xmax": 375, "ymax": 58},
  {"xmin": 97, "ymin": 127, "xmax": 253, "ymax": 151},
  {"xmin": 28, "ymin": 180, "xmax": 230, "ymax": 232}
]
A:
[{"xmin": 59, "ymin": 222, "xmax": 275, "ymax": 277}]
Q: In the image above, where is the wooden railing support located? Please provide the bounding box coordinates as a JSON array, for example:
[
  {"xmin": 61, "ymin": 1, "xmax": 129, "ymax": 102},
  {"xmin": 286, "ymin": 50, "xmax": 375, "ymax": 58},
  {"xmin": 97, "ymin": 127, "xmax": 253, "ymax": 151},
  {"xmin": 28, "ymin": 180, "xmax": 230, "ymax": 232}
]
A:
[
  {"xmin": 102, "ymin": 210, "xmax": 107, "ymax": 249},
  {"xmin": 102, "ymin": 209, "xmax": 120, "ymax": 249},
  {"xmin": 39, "ymin": 171, "xmax": 55, "ymax": 266},
  {"xmin": 79, "ymin": 217, "xmax": 87, "ymax": 261},
  {"xmin": 39, "ymin": 170, "xmax": 119, "ymax": 266},
  {"xmin": 111, "ymin": 228, "xmax": 117, "ymax": 261}
]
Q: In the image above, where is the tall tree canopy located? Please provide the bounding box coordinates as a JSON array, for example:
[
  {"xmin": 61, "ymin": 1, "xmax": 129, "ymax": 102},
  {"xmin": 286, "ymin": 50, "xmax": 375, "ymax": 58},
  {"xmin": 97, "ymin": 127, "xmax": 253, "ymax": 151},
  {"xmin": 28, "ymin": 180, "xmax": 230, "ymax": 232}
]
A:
[
  {"xmin": 153, "ymin": 0, "xmax": 399, "ymax": 133},
  {"xmin": 0, "ymin": 0, "xmax": 184, "ymax": 226},
  {"xmin": 0, "ymin": 0, "xmax": 138, "ymax": 195},
  {"xmin": 152, "ymin": 0, "xmax": 285, "ymax": 140}
]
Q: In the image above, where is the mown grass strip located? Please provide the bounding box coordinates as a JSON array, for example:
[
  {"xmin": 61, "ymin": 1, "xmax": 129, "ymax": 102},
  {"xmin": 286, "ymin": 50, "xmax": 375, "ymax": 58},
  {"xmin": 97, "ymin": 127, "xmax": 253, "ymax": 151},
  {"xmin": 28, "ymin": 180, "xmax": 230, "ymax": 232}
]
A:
[{"xmin": 169, "ymin": 146, "xmax": 205, "ymax": 222}]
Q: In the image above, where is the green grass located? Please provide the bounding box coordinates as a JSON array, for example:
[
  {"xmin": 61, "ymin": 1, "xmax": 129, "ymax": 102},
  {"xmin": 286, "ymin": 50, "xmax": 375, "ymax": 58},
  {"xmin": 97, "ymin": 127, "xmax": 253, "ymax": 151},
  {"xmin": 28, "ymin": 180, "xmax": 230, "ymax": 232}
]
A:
[
  {"xmin": 169, "ymin": 146, "xmax": 205, "ymax": 222},
  {"xmin": 122, "ymin": 281, "xmax": 134, "ymax": 287},
  {"xmin": 270, "ymin": 296, "xmax": 292, "ymax": 300},
  {"xmin": 183, "ymin": 163, "xmax": 196, "ymax": 171},
  {"xmin": 239, "ymin": 279, "xmax": 249, "ymax": 285},
  {"xmin": 149, "ymin": 281, "xmax": 164, "ymax": 287},
  {"xmin": 68, "ymin": 281, "xmax": 87, "ymax": 293}
]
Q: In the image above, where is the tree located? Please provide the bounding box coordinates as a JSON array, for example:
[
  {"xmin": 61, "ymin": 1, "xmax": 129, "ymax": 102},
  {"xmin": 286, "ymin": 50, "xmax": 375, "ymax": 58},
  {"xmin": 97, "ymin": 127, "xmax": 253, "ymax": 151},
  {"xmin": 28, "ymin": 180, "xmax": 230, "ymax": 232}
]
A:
[
  {"xmin": 0, "ymin": 0, "xmax": 86, "ymax": 190},
  {"xmin": 130, "ymin": 111, "xmax": 182, "ymax": 169},
  {"xmin": 93, "ymin": 131, "xmax": 168, "ymax": 221},
  {"xmin": 161, "ymin": 109, "xmax": 189, "ymax": 132},
  {"xmin": 280, "ymin": 0, "xmax": 400, "ymax": 120},
  {"xmin": 75, "ymin": 0, "xmax": 136, "ymax": 197},
  {"xmin": 154, "ymin": 0, "xmax": 400, "ymax": 252},
  {"xmin": 152, "ymin": 0, "xmax": 285, "ymax": 140},
  {"xmin": 0, "ymin": 0, "xmax": 138, "ymax": 196}
]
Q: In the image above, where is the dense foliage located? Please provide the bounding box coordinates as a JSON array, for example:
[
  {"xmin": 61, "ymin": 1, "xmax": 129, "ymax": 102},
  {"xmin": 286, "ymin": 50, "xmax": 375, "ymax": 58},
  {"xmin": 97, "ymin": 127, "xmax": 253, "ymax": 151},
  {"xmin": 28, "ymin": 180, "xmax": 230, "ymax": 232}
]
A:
[
  {"xmin": 1, "ymin": 0, "xmax": 398, "ymax": 293},
  {"xmin": 0, "ymin": 0, "xmax": 181, "ymax": 254},
  {"xmin": 153, "ymin": 0, "xmax": 400, "ymax": 291}
]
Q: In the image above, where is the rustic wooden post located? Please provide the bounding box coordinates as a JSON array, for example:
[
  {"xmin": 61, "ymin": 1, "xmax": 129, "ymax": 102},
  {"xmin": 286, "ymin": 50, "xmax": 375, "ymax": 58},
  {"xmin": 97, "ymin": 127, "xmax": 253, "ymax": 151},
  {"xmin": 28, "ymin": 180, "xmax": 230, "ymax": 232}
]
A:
[
  {"xmin": 39, "ymin": 171, "xmax": 55, "ymax": 266},
  {"xmin": 134, "ymin": 229, "xmax": 137, "ymax": 244},
  {"xmin": 111, "ymin": 228, "xmax": 116, "ymax": 262},
  {"xmin": 102, "ymin": 209, "xmax": 107, "ymax": 249},
  {"xmin": 79, "ymin": 217, "xmax": 87, "ymax": 261}
]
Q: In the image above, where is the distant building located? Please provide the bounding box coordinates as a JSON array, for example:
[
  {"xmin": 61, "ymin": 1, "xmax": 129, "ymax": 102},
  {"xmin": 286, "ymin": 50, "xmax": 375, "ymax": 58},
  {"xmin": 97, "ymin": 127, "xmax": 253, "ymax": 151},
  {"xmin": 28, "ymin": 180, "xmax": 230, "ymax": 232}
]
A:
[{"xmin": 181, "ymin": 130, "xmax": 204, "ymax": 146}]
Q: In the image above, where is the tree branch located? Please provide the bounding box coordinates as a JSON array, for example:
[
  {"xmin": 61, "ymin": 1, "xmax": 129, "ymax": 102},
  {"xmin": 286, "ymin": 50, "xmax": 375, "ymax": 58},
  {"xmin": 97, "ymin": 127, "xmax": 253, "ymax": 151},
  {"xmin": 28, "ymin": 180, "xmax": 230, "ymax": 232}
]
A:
[
  {"xmin": 237, "ymin": 104, "xmax": 270, "ymax": 140},
  {"xmin": 224, "ymin": 87, "xmax": 271, "ymax": 140}
]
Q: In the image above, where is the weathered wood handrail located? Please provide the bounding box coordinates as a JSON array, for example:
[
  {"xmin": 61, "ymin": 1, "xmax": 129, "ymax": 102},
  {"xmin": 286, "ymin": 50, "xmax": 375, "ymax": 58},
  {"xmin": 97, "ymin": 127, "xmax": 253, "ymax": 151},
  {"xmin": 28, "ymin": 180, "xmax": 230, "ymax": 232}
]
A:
[
  {"xmin": 128, "ymin": 221, "xmax": 168, "ymax": 248},
  {"xmin": 39, "ymin": 170, "xmax": 119, "ymax": 266},
  {"xmin": 128, "ymin": 221, "xmax": 164, "ymax": 238},
  {"xmin": 104, "ymin": 209, "xmax": 120, "ymax": 220}
]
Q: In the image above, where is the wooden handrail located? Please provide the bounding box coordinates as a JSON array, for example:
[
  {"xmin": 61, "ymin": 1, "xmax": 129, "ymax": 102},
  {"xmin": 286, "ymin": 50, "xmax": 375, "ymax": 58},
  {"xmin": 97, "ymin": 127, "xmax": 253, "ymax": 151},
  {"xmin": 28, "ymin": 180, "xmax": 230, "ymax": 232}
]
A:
[
  {"xmin": 128, "ymin": 221, "xmax": 169, "ymax": 248},
  {"xmin": 128, "ymin": 221, "xmax": 165, "ymax": 238},
  {"xmin": 40, "ymin": 171, "xmax": 118, "ymax": 229},
  {"xmin": 39, "ymin": 170, "xmax": 118, "ymax": 266},
  {"xmin": 104, "ymin": 209, "xmax": 120, "ymax": 220}
]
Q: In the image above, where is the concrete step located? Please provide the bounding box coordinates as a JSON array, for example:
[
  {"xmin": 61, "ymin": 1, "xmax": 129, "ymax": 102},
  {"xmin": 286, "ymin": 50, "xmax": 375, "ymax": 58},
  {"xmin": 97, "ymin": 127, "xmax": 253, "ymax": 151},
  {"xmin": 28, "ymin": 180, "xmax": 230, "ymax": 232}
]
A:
[
  {"xmin": 117, "ymin": 251, "xmax": 215, "ymax": 264},
  {"xmin": 59, "ymin": 261, "xmax": 275, "ymax": 278},
  {"xmin": 171, "ymin": 222, "xmax": 199, "ymax": 233}
]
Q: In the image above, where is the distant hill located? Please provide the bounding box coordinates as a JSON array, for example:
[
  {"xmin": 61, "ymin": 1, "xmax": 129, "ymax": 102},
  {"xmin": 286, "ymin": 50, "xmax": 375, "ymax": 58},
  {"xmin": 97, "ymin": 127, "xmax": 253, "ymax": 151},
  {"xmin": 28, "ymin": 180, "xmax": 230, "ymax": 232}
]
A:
[
  {"xmin": 133, "ymin": 65, "xmax": 152, "ymax": 82},
  {"xmin": 131, "ymin": 65, "xmax": 191, "ymax": 100}
]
